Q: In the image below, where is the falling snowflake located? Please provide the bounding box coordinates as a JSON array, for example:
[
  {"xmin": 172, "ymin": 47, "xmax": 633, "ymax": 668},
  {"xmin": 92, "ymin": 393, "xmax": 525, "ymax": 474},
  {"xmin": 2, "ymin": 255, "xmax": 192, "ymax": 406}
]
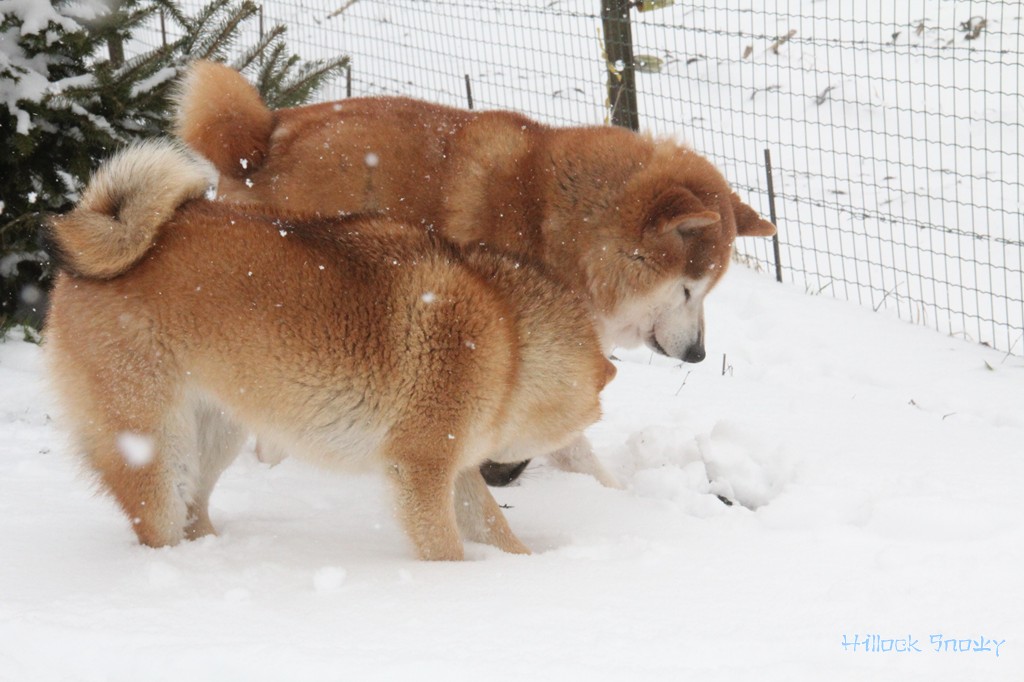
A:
[
  {"xmin": 116, "ymin": 432, "xmax": 154, "ymax": 467},
  {"xmin": 20, "ymin": 284, "xmax": 42, "ymax": 305}
]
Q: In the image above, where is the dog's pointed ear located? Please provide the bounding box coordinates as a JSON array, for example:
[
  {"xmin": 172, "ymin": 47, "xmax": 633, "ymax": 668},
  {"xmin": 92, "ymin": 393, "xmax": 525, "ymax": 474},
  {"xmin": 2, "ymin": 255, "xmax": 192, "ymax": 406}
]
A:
[
  {"xmin": 731, "ymin": 192, "xmax": 776, "ymax": 237},
  {"xmin": 640, "ymin": 186, "xmax": 720, "ymax": 235},
  {"xmin": 671, "ymin": 210, "xmax": 721, "ymax": 232}
]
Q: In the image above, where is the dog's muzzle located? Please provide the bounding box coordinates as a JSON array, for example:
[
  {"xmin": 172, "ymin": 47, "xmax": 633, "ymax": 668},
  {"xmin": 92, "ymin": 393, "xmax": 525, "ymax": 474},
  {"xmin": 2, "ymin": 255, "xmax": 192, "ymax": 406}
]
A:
[
  {"xmin": 683, "ymin": 336, "xmax": 706, "ymax": 363},
  {"xmin": 647, "ymin": 333, "xmax": 706, "ymax": 363}
]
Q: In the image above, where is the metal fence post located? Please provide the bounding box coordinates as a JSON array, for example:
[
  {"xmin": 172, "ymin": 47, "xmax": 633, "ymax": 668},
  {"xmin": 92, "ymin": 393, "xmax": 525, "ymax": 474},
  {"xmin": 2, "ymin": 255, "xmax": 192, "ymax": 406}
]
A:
[
  {"xmin": 764, "ymin": 148, "xmax": 783, "ymax": 284},
  {"xmin": 601, "ymin": 0, "xmax": 639, "ymax": 131}
]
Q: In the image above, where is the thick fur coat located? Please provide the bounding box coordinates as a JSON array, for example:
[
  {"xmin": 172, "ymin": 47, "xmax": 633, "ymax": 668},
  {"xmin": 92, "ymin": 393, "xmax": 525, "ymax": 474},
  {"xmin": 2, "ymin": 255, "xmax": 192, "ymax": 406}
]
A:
[{"xmin": 45, "ymin": 141, "xmax": 613, "ymax": 560}]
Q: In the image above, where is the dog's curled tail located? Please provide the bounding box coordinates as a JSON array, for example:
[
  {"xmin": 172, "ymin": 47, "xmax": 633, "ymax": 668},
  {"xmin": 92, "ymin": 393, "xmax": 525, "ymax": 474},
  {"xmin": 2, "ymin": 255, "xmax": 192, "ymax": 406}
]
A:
[
  {"xmin": 48, "ymin": 140, "xmax": 214, "ymax": 279},
  {"xmin": 173, "ymin": 60, "xmax": 274, "ymax": 179}
]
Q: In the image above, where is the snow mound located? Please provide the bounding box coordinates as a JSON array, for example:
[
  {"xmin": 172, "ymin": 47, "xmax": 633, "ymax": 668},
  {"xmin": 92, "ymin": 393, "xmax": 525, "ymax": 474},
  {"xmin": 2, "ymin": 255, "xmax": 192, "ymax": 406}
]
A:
[{"xmin": 624, "ymin": 420, "xmax": 795, "ymax": 513}]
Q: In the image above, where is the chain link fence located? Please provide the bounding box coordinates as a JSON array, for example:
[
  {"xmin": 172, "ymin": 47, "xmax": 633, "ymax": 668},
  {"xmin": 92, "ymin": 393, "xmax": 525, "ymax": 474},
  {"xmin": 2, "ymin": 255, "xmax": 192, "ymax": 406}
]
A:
[{"xmin": 153, "ymin": 0, "xmax": 1023, "ymax": 355}]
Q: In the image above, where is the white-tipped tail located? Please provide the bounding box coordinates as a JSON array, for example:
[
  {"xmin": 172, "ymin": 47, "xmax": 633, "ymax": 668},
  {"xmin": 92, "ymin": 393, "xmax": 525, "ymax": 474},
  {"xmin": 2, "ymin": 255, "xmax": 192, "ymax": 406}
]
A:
[{"xmin": 48, "ymin": 140, "xmax": 215, "ymax": 279}]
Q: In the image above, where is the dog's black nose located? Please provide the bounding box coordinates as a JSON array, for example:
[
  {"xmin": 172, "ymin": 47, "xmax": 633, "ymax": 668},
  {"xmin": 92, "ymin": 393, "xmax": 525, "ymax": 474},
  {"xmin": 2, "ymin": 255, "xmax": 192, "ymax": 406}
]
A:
[{"xmin": 683, "ymin": 341, "xmax": 705, "ymax": 363}]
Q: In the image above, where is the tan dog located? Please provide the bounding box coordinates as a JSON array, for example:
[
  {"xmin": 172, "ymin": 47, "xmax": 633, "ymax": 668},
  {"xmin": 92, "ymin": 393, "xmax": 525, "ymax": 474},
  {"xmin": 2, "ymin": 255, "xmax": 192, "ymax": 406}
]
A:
[
  {"xmin": 45, "ymin": 140, "xmax": 614, "ymax": 560},
  {"xmin": 174, "ymin": 61, "xmax": 776, "ymax": 486},
  {"xmin": 176, "ymin": 61, "xmax": 775, "ymax": 360}
]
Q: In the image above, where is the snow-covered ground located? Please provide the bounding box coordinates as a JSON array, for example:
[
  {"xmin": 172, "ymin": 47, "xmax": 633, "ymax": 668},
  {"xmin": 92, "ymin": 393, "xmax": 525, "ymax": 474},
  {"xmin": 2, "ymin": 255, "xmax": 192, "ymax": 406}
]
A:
[
  {"xmin": 3, "ymin": 0, "xmax": 1019, "ymax": 678},
  {"xmin": 2, "ymin": 265, "xmax": 1021, "ymax": 680}
]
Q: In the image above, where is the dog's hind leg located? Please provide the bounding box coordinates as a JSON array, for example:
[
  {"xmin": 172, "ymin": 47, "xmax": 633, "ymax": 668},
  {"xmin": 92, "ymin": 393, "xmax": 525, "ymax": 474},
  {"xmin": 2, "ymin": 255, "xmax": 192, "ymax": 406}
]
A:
[
  {"xmin": 454, "ymin": 468, "xmax": 530, "ymax": 555},
  {"xmin": 184, "ymin": 400, "xmax": 246, "ymax": 539},
  {"xmin": 67, "ymin": 385, "xmax": 225, "ymax": 546},
  {"xmin": 72, "ymin": 401, "xmax": 199, "ymax": 547}
]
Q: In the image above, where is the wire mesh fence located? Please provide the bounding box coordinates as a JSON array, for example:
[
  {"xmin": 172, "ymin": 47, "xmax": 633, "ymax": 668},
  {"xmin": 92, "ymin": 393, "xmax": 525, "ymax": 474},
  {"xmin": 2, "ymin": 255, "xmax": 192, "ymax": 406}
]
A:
[{"xmin": 148, "ymin": 0, "xmax": 1023, "ymax": 355}]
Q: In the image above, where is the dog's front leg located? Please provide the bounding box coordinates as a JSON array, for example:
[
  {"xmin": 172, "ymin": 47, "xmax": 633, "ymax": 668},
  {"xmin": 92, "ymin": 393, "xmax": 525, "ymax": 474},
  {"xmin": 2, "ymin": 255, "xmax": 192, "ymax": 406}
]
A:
[
  {"xmin": 453, "ymin": 468, "xmax": 530, "ymax": 555},
  {"xmin": 545, "ymin": 435, "xmax": 622, "ymax": 489},
  {"xmin": 385, "ymin": 458, "xmax": 464, "ymax": 561}
]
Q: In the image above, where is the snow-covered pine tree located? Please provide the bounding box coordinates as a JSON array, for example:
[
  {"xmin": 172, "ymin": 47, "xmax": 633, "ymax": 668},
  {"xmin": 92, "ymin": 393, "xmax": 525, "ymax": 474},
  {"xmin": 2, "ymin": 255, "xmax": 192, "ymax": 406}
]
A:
[{"xmin": 0, "ymin": 0, "xmax": 348, "ymax": 332}]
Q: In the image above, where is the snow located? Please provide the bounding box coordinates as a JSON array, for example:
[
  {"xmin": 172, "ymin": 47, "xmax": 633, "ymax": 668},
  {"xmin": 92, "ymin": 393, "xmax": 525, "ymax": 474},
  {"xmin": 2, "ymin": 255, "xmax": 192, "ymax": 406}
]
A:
[
  {"xmin": 116, "ymin": 432, "xmax": 155, "ymax": 467},
  {"xmin": 312, "ymin": 565, "xmax": 347, "ymax": 593},
  {"xmin": 2, "ymin": 0, "xmax": 1019, "ymax": 677},
  {"xmin": 129, "ymin": 65, "xmax": 178, "ymax": 98},
  {"xmin": 0, "ymin": 0, "xmax": 104, "ymax": 134},
  {"xmin": 2, "ymin": 266, "xmax": 1021, "ymax": 680},
  {"xmin": 0, "ymin": 0, "xmax": 80, "ymax": 36}
]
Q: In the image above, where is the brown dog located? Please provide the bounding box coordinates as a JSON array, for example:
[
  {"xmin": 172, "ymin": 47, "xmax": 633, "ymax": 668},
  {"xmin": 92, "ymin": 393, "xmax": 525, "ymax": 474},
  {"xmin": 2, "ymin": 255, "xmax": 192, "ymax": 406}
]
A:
[
  {"xmin": 174, "ymin": 61, "xmax": 776, "ymax": 485},
  {"xmin": 45, "ymin": 140, "xmax": 614, "ymax": 560}
]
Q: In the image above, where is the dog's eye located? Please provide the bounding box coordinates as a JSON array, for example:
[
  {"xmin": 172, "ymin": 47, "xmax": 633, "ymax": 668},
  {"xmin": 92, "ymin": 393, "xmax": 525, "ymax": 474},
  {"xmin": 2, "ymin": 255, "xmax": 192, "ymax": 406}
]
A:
[
  {"xmin": 684, "ymin": 287, "xmax": 692, "ymax": 302},
  {"xmin": 628, "ymin": 250, "xmax": 646, "ymax": 263}
]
